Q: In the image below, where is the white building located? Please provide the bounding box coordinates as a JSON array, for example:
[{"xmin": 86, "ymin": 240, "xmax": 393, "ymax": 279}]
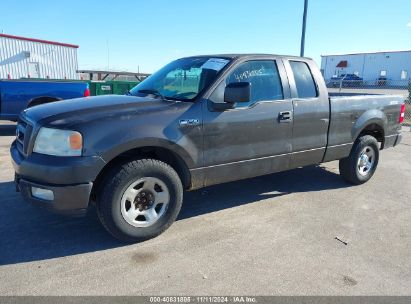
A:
[
  {"xmin": 321, "ymin": 50, "xmax": 411, "ymax": 85},
  {"xmin": 0, "ymin": 33, "xmax": 79, "ymax": 80}
]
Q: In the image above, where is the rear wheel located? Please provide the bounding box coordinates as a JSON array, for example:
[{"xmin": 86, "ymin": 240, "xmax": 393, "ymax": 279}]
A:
[
  {"xmin": 97, "ymin": 159, "xmax": 183, "ymax": 242},
  {"xmin": 339, "ymin": 135, "xmax": 379, "ymax": 185}
]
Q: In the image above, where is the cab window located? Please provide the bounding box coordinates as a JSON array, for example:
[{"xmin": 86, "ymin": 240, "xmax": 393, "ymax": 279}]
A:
[
  {"xmin": 226, "ymin": 60, "xmax": 283, "ymax": 107},
  {"xmin": 290, "ymin": 61, "xmax": 318, "ymax": 98}
]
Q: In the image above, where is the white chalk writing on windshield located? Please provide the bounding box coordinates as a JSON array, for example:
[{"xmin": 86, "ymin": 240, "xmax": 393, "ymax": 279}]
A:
[{"xmin": 233, "ymin": 66, "xmax": 265, "ymax": 81}]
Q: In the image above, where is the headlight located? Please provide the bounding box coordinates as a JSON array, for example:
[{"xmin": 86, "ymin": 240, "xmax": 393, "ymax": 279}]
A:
[{"xmin": 33, "ymin": 127, "xmax": 83, "ymax": 156}]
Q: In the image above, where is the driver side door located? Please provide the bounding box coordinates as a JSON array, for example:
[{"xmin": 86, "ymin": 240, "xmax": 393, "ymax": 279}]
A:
[{"xmin": 200, "ymin": 59, "xmax": 293, "ymax": 187}]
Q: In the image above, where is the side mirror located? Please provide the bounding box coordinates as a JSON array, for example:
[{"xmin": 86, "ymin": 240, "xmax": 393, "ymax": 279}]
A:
[{"xmin": 224, "ymin": 82, "xmax": 251, "ymax": 104}]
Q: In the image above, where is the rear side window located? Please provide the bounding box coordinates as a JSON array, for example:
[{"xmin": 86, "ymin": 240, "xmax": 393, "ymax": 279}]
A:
[
  {"xmin": 290, "ymin": 61, "xmax": 318, "ymax": 98},
  {"xmin": 226, "ymin": 60, "xmax": 283, "ymax": 107}
]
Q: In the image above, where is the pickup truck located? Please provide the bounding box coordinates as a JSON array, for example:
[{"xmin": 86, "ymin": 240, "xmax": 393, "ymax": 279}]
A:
[
  {"xmin": 0, "ymin": 79, "xmax": 90, "ymax": 121},
  {"xmin": 328, "ymin": 74, "xmax": 364, "ymax": 87},
  {"xmin": 11, "ymin": 54, "xmax": 404, "ymax": 242}
]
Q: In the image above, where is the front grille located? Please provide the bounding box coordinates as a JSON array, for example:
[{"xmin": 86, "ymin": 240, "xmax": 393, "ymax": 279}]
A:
[{"xmin": 16, "ymin": 117, "xmax": 33, "ymax": 156}]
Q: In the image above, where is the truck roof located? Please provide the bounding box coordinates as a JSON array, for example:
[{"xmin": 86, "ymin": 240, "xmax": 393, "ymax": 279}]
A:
[{"xmin": 183, "ymin": 54, "xmax": 313, "ymax": 60}]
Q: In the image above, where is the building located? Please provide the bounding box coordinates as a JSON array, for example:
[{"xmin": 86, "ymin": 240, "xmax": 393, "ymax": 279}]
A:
[
  {"xmin": 0, "ymin": 33, "xmax": 79, "ymax": 80},
  {"xmin": 321, "ymin": 50, "xmax": 411, "ymax": 85}
]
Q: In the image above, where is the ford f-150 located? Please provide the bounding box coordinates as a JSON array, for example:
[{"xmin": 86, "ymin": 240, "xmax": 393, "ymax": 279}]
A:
[{"xmin": 11, "ymin": 54, "xmax": 404, "ymax": 242}]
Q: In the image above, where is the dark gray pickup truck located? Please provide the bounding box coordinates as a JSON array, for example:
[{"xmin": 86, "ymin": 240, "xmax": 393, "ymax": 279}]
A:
[{"xmin": 11, "ymin": 54, "xmax": 405, "ymax": 242}]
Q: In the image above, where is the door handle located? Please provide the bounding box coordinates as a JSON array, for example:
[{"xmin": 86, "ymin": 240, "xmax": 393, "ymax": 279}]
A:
[{"xmin": 278, "ymin": 111, "xmax": 292, "ymax": 122}]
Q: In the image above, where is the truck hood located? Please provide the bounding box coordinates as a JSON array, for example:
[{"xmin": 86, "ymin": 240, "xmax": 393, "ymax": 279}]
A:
[{"xmin": 24, "ymin": 95, "xmax": 177, "ymax": 125}]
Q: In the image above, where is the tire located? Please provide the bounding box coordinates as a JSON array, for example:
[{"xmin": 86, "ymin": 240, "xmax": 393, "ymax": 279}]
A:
[
  {"xmin": 339, "ymin": 135, "xmax": 379, "ymax": 185},
  {"xmin": 97, "ymin": 159, "xmax": 183, "ymax": 243}
]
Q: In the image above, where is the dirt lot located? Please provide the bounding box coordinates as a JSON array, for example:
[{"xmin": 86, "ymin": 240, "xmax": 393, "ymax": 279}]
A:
[{"xmin": 0, "ymin": 121, "xmax": 410, "ymax": 295}]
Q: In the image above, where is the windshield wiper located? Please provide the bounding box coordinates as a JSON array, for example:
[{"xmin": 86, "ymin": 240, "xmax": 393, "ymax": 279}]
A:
[
  {"xmin": 136, "ymin": 89, "xmax": 191, "ymax": 102},
  {"xmin": 137, "ymin": 89, "xmax": 164, "ymax": 100}
]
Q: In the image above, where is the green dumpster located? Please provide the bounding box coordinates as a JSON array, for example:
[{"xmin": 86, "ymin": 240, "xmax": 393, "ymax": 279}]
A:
[{"xmin": 87, "ymin": 80, "xmax": 140, "ymax": 96}]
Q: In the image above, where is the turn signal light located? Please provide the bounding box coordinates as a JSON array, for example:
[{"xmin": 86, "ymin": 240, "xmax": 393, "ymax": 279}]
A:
[
  {"xmin": 69, "ymin": 132, "xmax": 83, "ymax": 150},
  {"xmin": 84, "ymin": 87, "xmax": 90, "ymax": 97}
]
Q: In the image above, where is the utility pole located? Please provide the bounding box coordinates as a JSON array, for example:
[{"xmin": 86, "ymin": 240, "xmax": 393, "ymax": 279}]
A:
[
  {"xmin": 106, "ymin": 39, "xmax": 110, "ymax": 71},
  {"xmin": 300, "ymin": 0, "xmax": 308, "ymax": 57}
]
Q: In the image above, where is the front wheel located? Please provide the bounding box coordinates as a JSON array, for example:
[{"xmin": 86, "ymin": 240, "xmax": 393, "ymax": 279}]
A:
[
  {"xmin": 97, "ymin": 159, "xmax": 183, "ymax": 242},
  {"xmin": 339, "ymin": 135, "xmax": 379, "ymax": 185}
]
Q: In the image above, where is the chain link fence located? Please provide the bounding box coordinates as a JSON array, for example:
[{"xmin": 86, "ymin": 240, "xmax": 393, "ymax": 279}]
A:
[{"xmin": 326, "ymin": 78, "xmax": 411, "ymax": 125}]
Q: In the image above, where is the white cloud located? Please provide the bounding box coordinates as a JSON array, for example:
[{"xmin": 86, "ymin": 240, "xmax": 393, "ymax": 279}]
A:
[{"xmin": 407, "ymin": 22, "xmax": 411, "ymax": 27}]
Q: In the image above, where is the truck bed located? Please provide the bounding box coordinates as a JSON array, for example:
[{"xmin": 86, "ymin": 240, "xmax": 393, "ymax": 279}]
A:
[
  {"xmin": 0, "ymin": 80, "xmax": 88, "ymax": 121},
  {"xmin": 324, "ymin": 93, "xmax": 404, "ymax": 162}
]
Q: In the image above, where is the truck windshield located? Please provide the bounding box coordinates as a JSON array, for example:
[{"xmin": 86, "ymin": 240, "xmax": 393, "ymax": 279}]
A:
[{"xmin": 130, "ymin": 57, "xmax": 230, "ymax": 101}]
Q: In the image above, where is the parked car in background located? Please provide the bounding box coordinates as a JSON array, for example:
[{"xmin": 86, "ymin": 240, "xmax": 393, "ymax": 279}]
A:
[
  {"xmin": 377, "ymin": 76, "xmax": 387, "ymax": 86},
  {"xmin": 11, "ymin": 54, "xmax": 404, "ymax": 242},
  {"xmin": 329, "ymin": 74, "xmax": 364, "ymax": 87},
  {"xmin": 0, "ymin": 79, "xmax": 90, "ymax": 121}
]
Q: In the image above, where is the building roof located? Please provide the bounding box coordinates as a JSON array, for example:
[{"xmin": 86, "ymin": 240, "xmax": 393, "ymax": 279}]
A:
[
  {"xmin": 0, "ymin": 33, "xmax": 79, "ymax": 48},
  {"xmin": 321, "ymin": 50, "xmax": 411, "ymax": 57}
]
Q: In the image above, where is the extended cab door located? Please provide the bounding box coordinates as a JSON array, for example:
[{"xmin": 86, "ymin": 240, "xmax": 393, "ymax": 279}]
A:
[
  {"xmin": 283, "ymin": 59, "xmax": 330, "ymax": 168},
  {"xmin": 200, "ymin": 58, "xmax": 293, "ymax": 187}
]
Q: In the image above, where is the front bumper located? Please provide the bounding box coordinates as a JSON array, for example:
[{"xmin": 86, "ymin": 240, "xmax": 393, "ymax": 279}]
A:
[
  {"xmin": 15, "ymin": 177, "xmax": 92, "ymax": 216},
  {"xmin": 11, "ymin": 141, "xmax": 106, "ymax": 216}
]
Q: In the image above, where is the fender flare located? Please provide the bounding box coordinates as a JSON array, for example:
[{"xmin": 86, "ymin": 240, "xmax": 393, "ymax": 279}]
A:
[
  {"xmin": 101, "ymin": 137, "xmax": 196, "ymax": 169},
  {"xmin": 351, "ymin": 109, "xmax": 386, "ymax": 142}
]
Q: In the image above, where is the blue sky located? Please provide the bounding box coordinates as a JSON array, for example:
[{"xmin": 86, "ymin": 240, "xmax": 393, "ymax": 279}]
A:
[{"xmin": 2, "ymin": 0, "xmax": 411, "ymax": 73}]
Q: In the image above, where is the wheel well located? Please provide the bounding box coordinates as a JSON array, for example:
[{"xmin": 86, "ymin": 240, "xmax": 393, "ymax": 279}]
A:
[
  {"xmin": 91, "ymin": 146, "xmax": 191, "ymax": 201},
  {"xmin": 358, "ymin": 123, "xmax": 384, "ymax": 147},
  {"xmin": 27, "ymin": 96, "xmax": 60, "ymax": 108}
]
